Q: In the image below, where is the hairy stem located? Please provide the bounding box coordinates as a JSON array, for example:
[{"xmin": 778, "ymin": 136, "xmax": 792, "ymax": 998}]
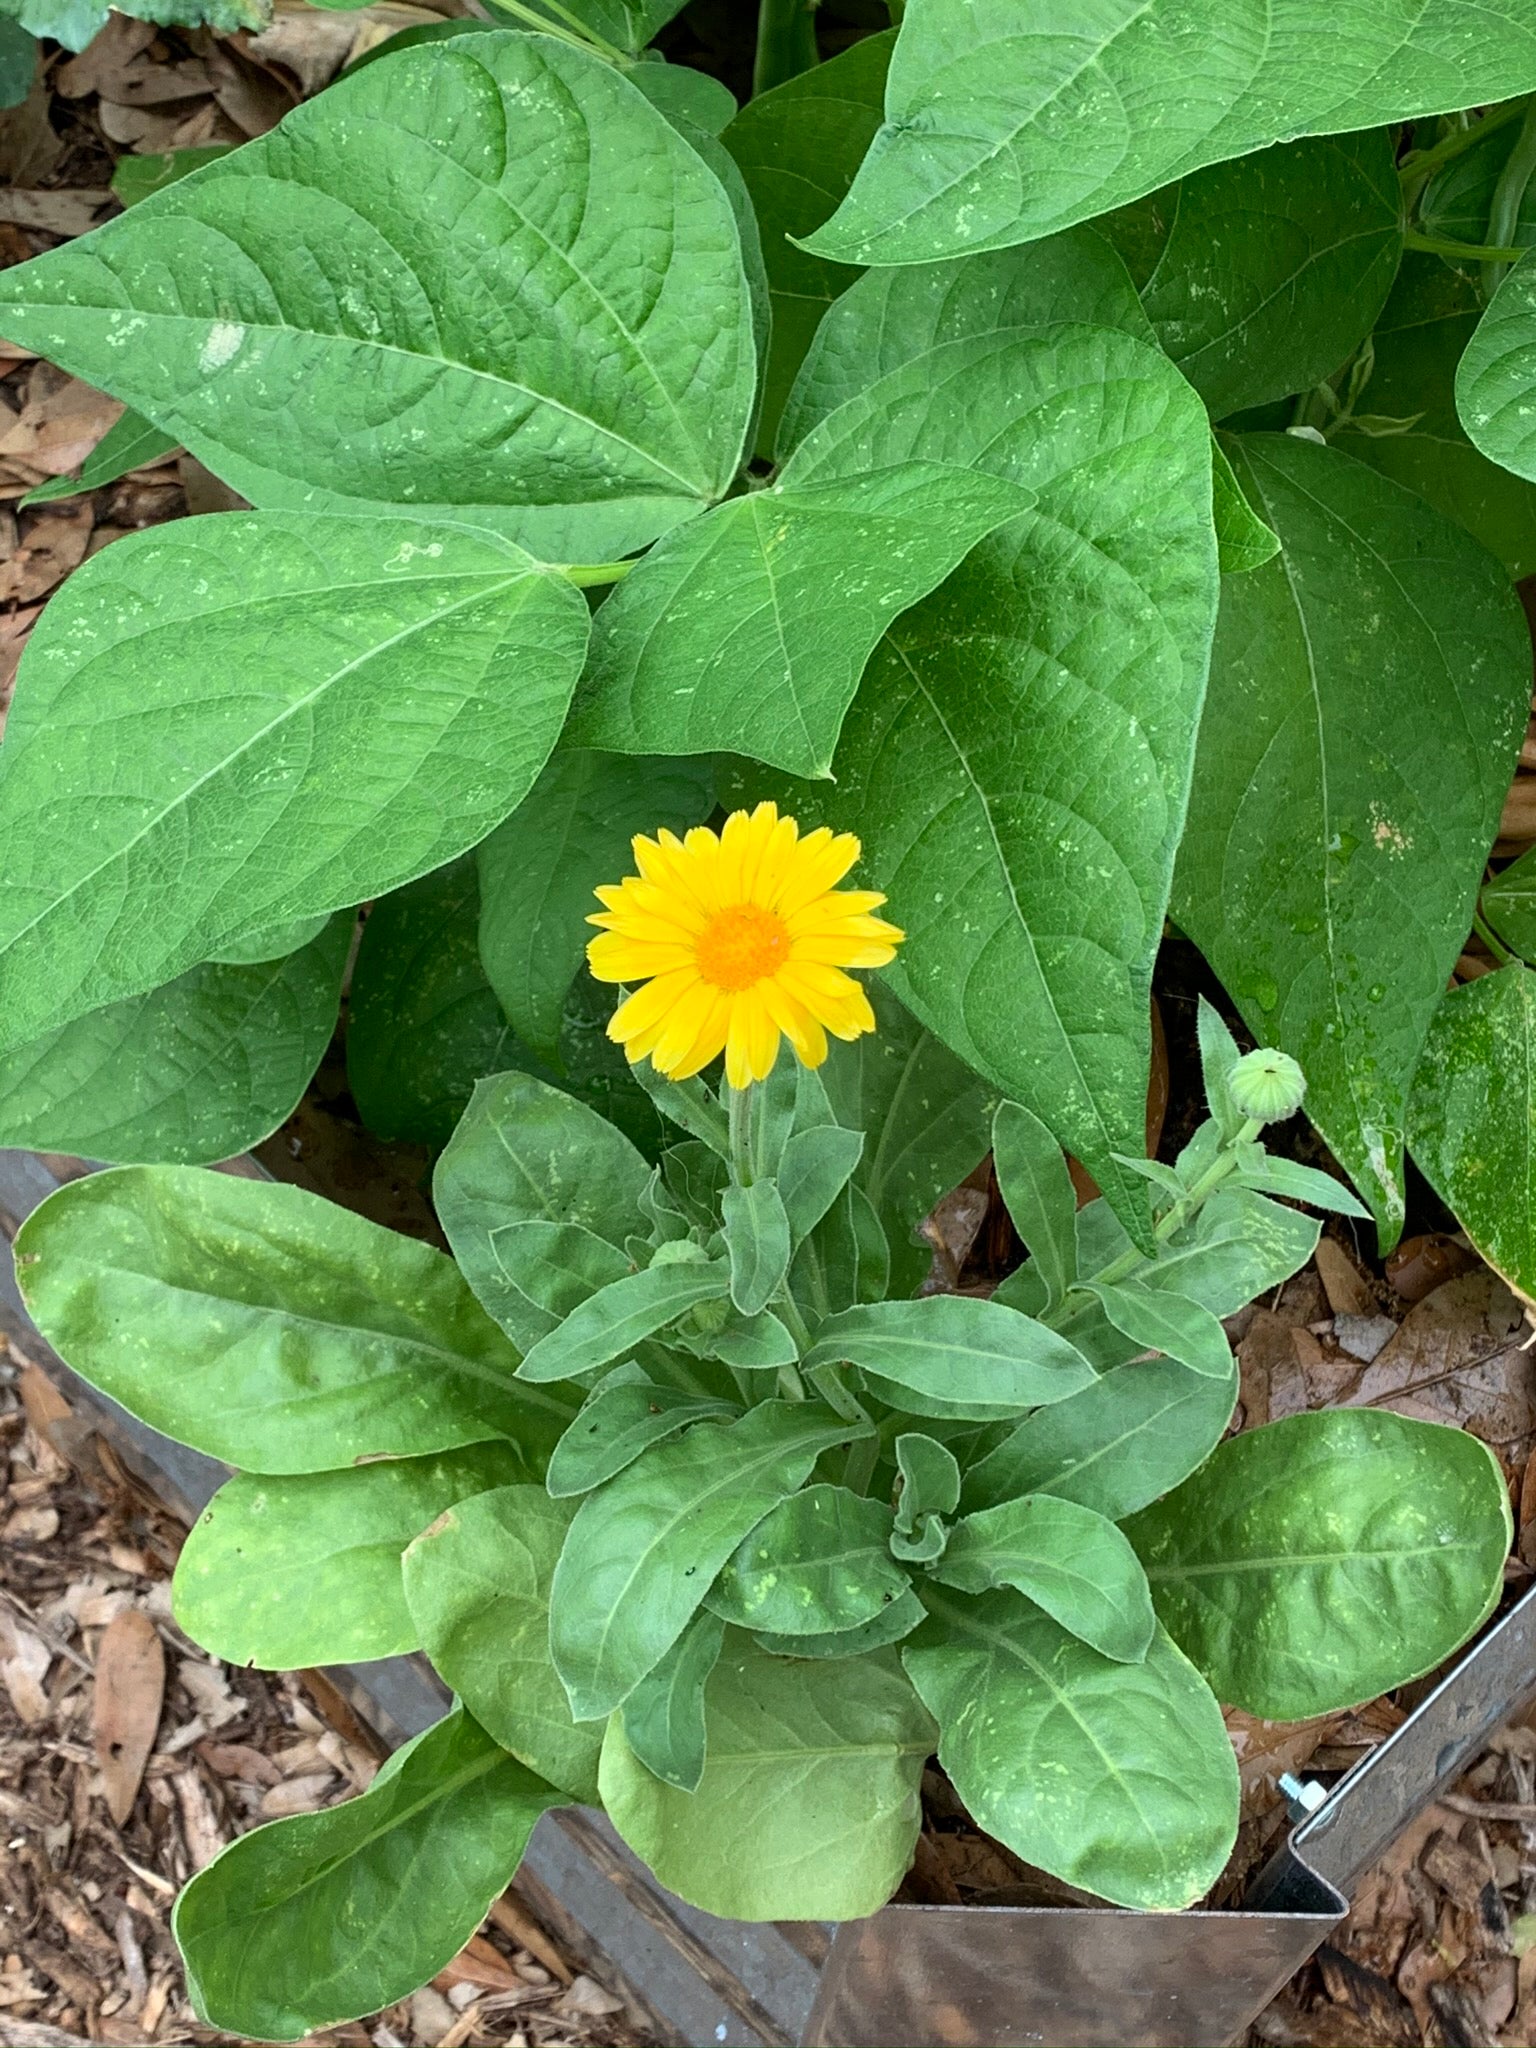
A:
[{"xmin": 727, "ymin": 1080, "xmax": 756, "ymax": 1187}]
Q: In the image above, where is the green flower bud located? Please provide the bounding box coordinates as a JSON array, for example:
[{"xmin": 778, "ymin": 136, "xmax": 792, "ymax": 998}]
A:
[{"xmin": 1227, "ymin": 1047, "xmax": 1306, "ymax": 1123}]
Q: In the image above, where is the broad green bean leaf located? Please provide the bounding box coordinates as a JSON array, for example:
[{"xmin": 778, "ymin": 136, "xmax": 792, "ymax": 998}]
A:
[
  {"xmin": 482, "ymin": 1220, "xmax": 632, "ymax": 1347},
  {"xmin": 600, "ymin": 1640, "xmax": 934, "ymax": 1919},
  {"xmin": 174, "ymin": 1444, "xmax": 522, "ymax": 1670},
  {"xmin": 750, "ymin": 324, "xmax": 1217, "ymax": 1242},
  {"xmin": 705, "ymin": 1309, "xmax": 798, "ymax": 1371},
  {"xmin": 619, "ymin": 1605, "xmax": 725, "ymax": 1793},
  {"xmin": 904, "ymin": 1588, "xmax": 1236, "ymax": 1912},
  {"xmin": 0, "ymin": 513, "xmax": 590, "ymax": 1055},
  {"xmin": 1173, "ymin": 435, "xmax": 1529, "ymax": 1248},
  {"xmin": 707, "ymin": 1483, "xmax": 908, "ymax": 1636},
  {"xmin": 932, "ymin": 1497, "xmax": 1154, "ymax": 1665},
  {"xmin": 348, "ymin": 857, "xmax": 535, "ymax": 1151},
  {"xmin": 208, "ymin": 913, "xmax": 331, "ymax": 966},
  {"xmin": 550, "ymin": 1399, "xmax": 857, "ymax": 1718},
  {"xmin": 517, "ymin": 1258, "xmax": 728, "ymax": 1383},
  {"xmin": 109, "ymin": 142, "xmax": 235, "ymax": 205},
  {"xmin": 991, "ymin": 1100, "xmax": 1076, "ymax": 1310},
  {"xmin": 1126, "ymin": 1410, "xmax": 1511, "ymax": 1719},
  {"xmin": 546, "ymin": 1378, "xmax": 736, "ymax": 1498},
  {"xmin": 895, "ymin": 1432, "xmax": 960, "ymax": 1528},
  {"xmin": 402, "ymin": 1485, "xmax": 601, "ymax": 1799},
  {"xmin": 778, "ymin": 1116, "xmax": 864, "ymax": 1247},
  {"xmin": 1457, "ymin": 248, "xmax": 1536, "ymax": 488},
  {"xmin": 1408, "ymin": 966, "xmax": 1536, "ymax": 1303},
  {"xmin": 777, "ymin": 227, "xmax": 1151, "ymax": 456},
  {"xmin": 0, "ymin": 16, "xmax": 32, "ymax": 102},
  {"xmin": 806, "ymin": 1296, "xmax": 1095, "ymax": 1422},
  {"xmin": 1228, "ymin": 1153, "xmax": 1370, "ymax": 1218},
  {"xmin": 626, "ymin": 56, "xmax": 737, "ymax": 137},
  {"xmin": 1340, "ymin": 257, "xmax": 1536, "ymax": 580},
  {"xmin": 962, "ymin": 1355, "xmax": 1238, "ymax": 1522},
  {"xmin": 509, "ymin": 0, "xmax": 685, "ymax": 55},
  {"xmin": 754, "ymin": 1586, "xmax": 925, "ymax": 1659},
  {"xmin": 803, "ymin": 0, "xmax": 1536, "ymax": 267},
  {"xmin": 720, "ymin": 31, "xmax": 893, "ymax": 451},
  {"xmin": 1104, "ymin": 133, "xmax": 1401, "ymax": 420},
  {"xmin": 568, "ymin": 462, "xmax": 1034, "ymax": 779},
  {"xmin": 1211, "ymin": 437, "xmax": 1280, "ymax": 575},
  {"xmin": 175, "ymin": 1706, "xmax": 561, "ymax": 2042},
  {"xmin": 14, "ymin": 1166, "xmax": 571, "ymax": 1473},
  {"xmin": 434, "ymin": 1071, "xmax": 651, "ymax": 1348},
  {"xmin": 819, "ymin": 980, "xmax": 996, "ymax": 1296},
  {"xmin": 721, "ymin": 1179, "xmax": 791, "ymax": 1317},
  {"xmin": 0, "ymin": 916, "xmax": 346, "ymax": 1166},
  {"xmin": 21, "ymin": 407, "xmax": 177, "ymax": 506},
  {"xmin": 1484, "ymin": 847, "xmax": 1536, "ymax": 965},
  {"xmin": 1086, "ymin": 1281, "xmax": 1232, "ymax": 1381},
  {"xmin": 478, "ymin": 751, "xmax": 713, "ymax": 1065},
  {"xmin": 0, "ymin": 35, "xmax": 756, "ymax": 557}
]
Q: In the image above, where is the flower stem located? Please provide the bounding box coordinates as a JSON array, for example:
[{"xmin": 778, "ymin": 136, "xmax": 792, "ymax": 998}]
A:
[{"xmin": 727, "ymin": 1081, "xmax": 756, "ymax": 1187}]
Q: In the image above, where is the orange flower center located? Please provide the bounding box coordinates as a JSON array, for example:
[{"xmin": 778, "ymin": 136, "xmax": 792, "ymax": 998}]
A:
[{"xmin": 695, "ymin": 904, "xmax": 790, "ymax": 992}]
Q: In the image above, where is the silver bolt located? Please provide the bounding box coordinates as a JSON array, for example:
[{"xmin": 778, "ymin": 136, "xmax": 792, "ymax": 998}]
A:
[{"xmin": 1277, "ymin": 1771, "xmax": 1328, "ymax": 1821}]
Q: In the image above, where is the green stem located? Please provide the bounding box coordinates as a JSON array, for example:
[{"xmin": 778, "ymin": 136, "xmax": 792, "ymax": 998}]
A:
[
  {"xmin": 775, "ymin": 1360, "xmax": 807, "ymax": 1401},
  {"xmin": 1474, "ymin": 909, "xmax": 1517, "ymax": 967},
  {"xmin": 1399, "ymin": 100, "xmax": 1529, "ymax": 200},
  {"xmin": 753, "ymin": 0, "xmax": 819, "ymax": 95},
  {"xmin": 1485, "ymin": 99, "xmax": 1536, "ymax": 293},
  {"xmin": 560, "ymin": 560, "xmax": 635, "ymax": 589},
  {"xmin": 1402, "ymin": 230, "xmax": 1531, "ymax": 264},
  {"xmin": 842, "ymin": 1426, "xmax": 881, "ymax": 1497},
  {"xmin": 808, "ymin": 1361, "xmax": 871, "ymax": 1430},
  {"xmin": 489, "ymin": 0, "xmax": 623, "ymax": 61},
  {"xmin": 727, "ymin": 1080, "xmax": 756, "ymax": 1187}
]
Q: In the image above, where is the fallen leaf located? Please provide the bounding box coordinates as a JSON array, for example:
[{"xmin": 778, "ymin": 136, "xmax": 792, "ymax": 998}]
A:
[
  {"xmin": 0, "ymin": 1610, "xmax": 52, "ymax": 1725},
  {"xmin": 0, "ymin": 505, "xmax": 92, "ymax": 604},
  {"xmin": 92, "ymin": 1609, "xmax": 165, "ymax": 1824},
  {"xmin": 0, "ymin": 191, "xmax": 116, "ymax": 238},
  {"xmin": 258, "ymin": 1770, "xmax": 335, "ymax": 1816},
  {"xmin": 171, "ymin": 1765, "xmax": 226, "ymax": 1869},
  {"xmin": 53, "ymin": 16, "xmax": 158, "ymax": 99},
  {"xmin": 1349, "ymin": 1268, "xmax": 1536, "ymax": 1454},
  {"xmin": 434, "ymin": 1935, "xmax": 521, "ymax": 1996},
  {"xmin": 1315, "ymin": 1238, "xmax": 1374, "ymax": 1318}
]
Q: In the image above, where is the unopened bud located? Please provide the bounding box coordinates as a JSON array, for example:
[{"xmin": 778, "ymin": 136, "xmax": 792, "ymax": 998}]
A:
[{"xmin": 1228, "ymin": 1048, "xmax": 1306, "ymax": 1123}]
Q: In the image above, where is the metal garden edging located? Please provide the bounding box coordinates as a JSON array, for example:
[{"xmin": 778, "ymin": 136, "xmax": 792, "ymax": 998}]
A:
[{"xmin": 4, "ymin": 1142, "xmax": 1532, "ymax": 2048}]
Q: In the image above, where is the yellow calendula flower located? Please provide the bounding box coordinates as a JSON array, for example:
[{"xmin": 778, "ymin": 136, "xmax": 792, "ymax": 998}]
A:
[{"xmin": 587, "ymin": 802, "xmax": 904, "ymax": 1089}]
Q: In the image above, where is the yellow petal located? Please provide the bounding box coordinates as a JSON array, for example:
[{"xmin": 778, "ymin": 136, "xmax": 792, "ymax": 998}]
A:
[{"xmin": 609, "ymin": 969, "xmax": 702, "ymax": 1044}]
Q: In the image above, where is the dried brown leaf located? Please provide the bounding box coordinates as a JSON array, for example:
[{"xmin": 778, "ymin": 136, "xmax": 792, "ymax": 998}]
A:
[{"xmin": 92, "ymin": 1609, "xmax": 165, "ymax": 1824}]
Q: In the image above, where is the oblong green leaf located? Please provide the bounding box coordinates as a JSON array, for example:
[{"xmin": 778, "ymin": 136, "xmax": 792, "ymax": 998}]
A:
[
  {"xmin": 0, "ymin": 914, "xmax": 347, "ymax": 1165},
  {"xmin": 517, "ymin": 1258, "xmax": 729, "ymax": 1383},
  {"xmin": 546, "ymin": 1375, "xmax": 736, "ymax": 1498},
  {"xmin": 991, "ymin": 1099, "xmax": 1076, "ymax": 1311},
  {"xmin": 15, "ymin": 1166, "xmax": 571, "ymax": 1473},
  {"xmin": 618, "ymin": 1605, "xmax": 725, "ymax": 1794},
  {"xmin": 722, "ymin": 1178, "xmax": 791, "ymax": 1318},
  {"xmin": 174, "ymin": 1707, "xmax": 561, "ymax": 2042},
  {"xmin": 932, "ymin": 1497, "xmax": 1155, "ymax": 1664},
  {"xmin": 962, "ymin": 1354, "xmax": 1238, "ymax": 1523},
  {"xmin": 904, "ymin": 1587, "xmax": 1237, "ymax": 1912},
  {"xmin": 1125, "ymin": 1409, "xmax": 1512, "ymax": 1719},
  {"xmin": 0, "ymin": 33, "xmax": 756, "ymax": 557},
  {"xmin": 550, "ymin": 1399, "xmax": 858, "ymax": 1719},
  {"xmin": 1173, "ymin": 435, "xmax": 1530, "ymax": 1247},
  {"xmin": 0, "ymin": 512, "xmax": 590, "ymax": 1054},
  {"xmin": 1105, "ymin": 132, "xmax": 1401, "ymax": 420},
  {"xmin": 599, "ymin": 1639, "xmax": 934, "ymax": 1919},
  {"xmin": 348, "ymin": 856, "xmax": 538, "ymax": 1151},
  {"xmin": 754, "ymin": 1586, "xmax": 925, "ymax": 1660},
  {"xmin": 1086, "ymin": 1280, "xmax": 1233, "ymax": 1380},
  {"xmin": 173, "ymin": 1445, "xmax": 523, "ymax": 1669},
  {"xmin": 434, "ymin": 1070, "xmax": 652, "ymax": 1349},
  {"xmin": 1409, "ymin": 965, "xmax": 1536, "ymax": 1300},
  {"xmin": 707, "ymin": 1483, "xmax": 909, "ymax": 1636},
  {"xmin": 477, "ymin": 750, "xmax": 713, "ymax": 1065},
  {"xmin": 803, "ymin": 0, "xmax": 1536, "ymax": 266},
  {"xmin": 805, "ymin": 1296, "xmax": 1095, "ymax": 1422},
  {"xmin": 704, "ymin": 1308, "xmax": 799, "ymax": 1372},
  {"xmin": 402, "ymin": 1485, "xmax": 602, "ymax": 1801}
]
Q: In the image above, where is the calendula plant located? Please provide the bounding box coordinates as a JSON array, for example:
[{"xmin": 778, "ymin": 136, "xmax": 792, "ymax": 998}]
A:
[
  {"xmin": 6, "ymin": 0, "xmax": 1536, "ymax": 2029},
  {"xmin": 13, "ymin": 806, "xmax": 1513, "ymax": 2039}
]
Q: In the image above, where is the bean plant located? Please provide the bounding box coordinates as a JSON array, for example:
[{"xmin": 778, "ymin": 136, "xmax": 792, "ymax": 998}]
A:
[{"xmin": 4, "ymin": 0, "xmax": 1536, "ymax": 2035}]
